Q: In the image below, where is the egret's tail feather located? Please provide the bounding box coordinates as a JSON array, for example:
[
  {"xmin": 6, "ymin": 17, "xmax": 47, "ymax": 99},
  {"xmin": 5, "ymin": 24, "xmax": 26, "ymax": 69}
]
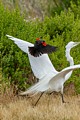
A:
[
  {"xmin": 19, "ymin": 91, "xmax": 39, "ymax": 97},
  {"xmin": 19, "ymin": 77, "xmax": 48, "ymax": 96}
]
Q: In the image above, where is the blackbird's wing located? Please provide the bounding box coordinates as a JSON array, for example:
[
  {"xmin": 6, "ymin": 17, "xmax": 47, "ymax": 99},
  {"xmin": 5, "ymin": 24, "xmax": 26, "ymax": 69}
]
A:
[
  {"xmin": 40, "ymin": 45, "xmax": 58, "ymax": 54},
  {"xmin": 29, "ymin": 45, "xmax": 57, "ymax": 57},
  {"xmin": 28, "ymin": 47, "xmax": 42, "ymax": 57}
]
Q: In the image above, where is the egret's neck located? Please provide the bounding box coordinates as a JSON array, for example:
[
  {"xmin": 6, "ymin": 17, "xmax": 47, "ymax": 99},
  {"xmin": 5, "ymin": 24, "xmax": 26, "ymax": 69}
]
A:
[
  {"xmin": 65, "ymin": 48, "xmax": 74, "ymax": 66},
  {"xmin": 65, "ymin": 48, "xmax": 74, "ymax": 81}
]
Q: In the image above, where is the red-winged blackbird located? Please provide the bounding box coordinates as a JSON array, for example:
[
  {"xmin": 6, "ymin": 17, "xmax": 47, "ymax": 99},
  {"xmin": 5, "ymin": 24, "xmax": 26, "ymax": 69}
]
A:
[{"xmin": 28, "ymin": 38, "xmax": 58, "ymax": 57}]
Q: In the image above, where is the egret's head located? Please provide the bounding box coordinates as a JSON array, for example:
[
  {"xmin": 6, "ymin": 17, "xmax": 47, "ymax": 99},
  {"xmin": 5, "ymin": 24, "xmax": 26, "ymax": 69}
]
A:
[{"xmin": 66, "ymin": 41, "xmax": 80, "ymax": 49}]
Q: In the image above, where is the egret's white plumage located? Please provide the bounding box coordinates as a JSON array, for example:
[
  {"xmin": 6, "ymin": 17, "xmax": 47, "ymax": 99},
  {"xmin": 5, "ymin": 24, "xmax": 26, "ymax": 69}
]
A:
[
  {"xmin": 20, "ymin": 64, "xmax": 80, "ymax": 93},
  {"xmin": 19, "ymin": 41, "xmax": 80, "ymax": 103},
  {"xmin": 6, "ymin": 35, "xmax": 80, "ymax": 103}
]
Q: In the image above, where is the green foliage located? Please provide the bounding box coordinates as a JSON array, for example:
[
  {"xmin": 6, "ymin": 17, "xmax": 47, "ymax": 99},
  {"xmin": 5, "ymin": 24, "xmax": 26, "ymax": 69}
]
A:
[
  {"xmin": 47, "ymin": 0, "xmax": 80, "ymax": 16},
  {"xmin": 0, "ymin": 2, "xmax": 80, "ymax": 93}
]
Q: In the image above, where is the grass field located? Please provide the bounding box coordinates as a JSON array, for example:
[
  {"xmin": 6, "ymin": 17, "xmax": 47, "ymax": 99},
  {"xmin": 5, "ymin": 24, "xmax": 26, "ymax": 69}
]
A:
[
  {"xmin": 0, "ymin": 68, "xmax": 80, "ymax": 120},
  {"xmin": 0, "ymin": 92, "xmax": 80, "ymax": 120}
]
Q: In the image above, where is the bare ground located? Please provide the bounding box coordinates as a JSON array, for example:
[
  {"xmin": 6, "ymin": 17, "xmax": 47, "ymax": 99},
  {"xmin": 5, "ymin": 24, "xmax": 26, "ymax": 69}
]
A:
[{"xmin": 0, "ymin": 92, "xmax": 80, "ymax": 120}]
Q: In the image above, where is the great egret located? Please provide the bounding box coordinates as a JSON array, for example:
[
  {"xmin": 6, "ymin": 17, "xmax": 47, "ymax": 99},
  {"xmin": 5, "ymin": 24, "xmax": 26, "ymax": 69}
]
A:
[
  {"xmin": 6, "ymin": 35, "xmax": 80, "ymax": 104},
  {"xmin": 19, "ymin": 41, "xmax": 80, "ymax": 105},
  {"xmin": 29, "ymin": 38, "xmax": 57, "ymax": 57}
]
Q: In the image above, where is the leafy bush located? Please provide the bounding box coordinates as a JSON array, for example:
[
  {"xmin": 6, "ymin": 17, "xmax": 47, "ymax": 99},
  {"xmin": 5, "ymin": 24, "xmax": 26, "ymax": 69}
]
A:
[
  {"xmin": 47, "ymin": 0, "xmax": 79, "ymax": 16},
  {"xmin": 0, "ymin": 2, "xmax": 80, "ymax": 93}
]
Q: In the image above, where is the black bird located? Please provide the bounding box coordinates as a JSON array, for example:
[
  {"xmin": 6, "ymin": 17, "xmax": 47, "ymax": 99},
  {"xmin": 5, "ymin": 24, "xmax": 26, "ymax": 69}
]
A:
[{"xmin": 29, "ymin": 38, "xmax": 57, "ymax": 57}]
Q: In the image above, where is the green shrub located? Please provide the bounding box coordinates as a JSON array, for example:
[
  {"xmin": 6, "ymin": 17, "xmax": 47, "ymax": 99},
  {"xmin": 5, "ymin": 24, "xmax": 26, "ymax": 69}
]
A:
[{"xmin": 0, "ymin": 2, "xmax": 80, "ymax": 93}]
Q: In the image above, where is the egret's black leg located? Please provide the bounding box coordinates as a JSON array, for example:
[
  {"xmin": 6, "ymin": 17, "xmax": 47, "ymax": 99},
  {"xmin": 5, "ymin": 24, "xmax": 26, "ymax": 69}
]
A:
[
  {"xmin": 61, "ymin": 93, "xmax": 65, "ymax": 103},
  {"xmin": 34, "ymin": 92, "xmax": 44, "ymax": 106}
]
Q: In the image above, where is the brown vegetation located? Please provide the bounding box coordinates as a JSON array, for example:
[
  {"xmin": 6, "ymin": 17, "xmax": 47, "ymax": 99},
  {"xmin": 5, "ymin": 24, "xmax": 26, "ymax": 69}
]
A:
[{"xmin": 0, "ymin": 90, "xmax": 80, "ymax": 120}]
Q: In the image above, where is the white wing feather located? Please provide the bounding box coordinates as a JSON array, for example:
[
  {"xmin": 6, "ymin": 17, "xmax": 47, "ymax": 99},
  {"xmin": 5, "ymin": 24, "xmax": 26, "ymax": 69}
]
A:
[
  {"xmin": 6, "ymin": 35, "xmax": 33, "ymax": 53},
  {"xmin": 6, "ymin": 35, "xmax": 58, "ymax": 80},
  {"xmin": 49, "ymin": 64, "xmax": 80, "ymax": 90},
  {"xmin": 28, "ymin": 54, "xmax": 58, "ymax": 79}
]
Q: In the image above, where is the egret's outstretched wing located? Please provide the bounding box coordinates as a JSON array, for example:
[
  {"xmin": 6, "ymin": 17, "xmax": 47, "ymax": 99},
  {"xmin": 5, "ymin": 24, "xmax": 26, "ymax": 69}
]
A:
[
  {"xmin": 6, "ymin": 35, "xmax": 33, "ymax": 53},
  {"xmin": 6, "ymin": 35, "xmax": 58, "ymax": 80},
  {"xmin": 49, "ymin": 64, "xmax": 80, "ymax": 89},
  {"xmin": 20, "ymin": 64, "xmax": 80, "ymax": 96}
]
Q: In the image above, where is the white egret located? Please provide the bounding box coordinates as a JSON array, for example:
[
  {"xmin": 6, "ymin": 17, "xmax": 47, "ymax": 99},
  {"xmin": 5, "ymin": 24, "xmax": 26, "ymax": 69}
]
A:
[
  {"xmin": 20, "ymin": 41, "xmax": 80, "ymax": 105},
  {"xmin": 6, "ymin": 35, "xmax": 80, "ymax": 105}
]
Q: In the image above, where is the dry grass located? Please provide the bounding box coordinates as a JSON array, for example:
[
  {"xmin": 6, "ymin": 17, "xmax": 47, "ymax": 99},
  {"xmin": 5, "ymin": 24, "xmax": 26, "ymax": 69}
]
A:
[
  {"xmin": 0, "ymin": 70, "xmax": 80, "ymax": 120},
  {"xmin": 0, "ymin": 93, "xmax": 80, "ymax": 120}
]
